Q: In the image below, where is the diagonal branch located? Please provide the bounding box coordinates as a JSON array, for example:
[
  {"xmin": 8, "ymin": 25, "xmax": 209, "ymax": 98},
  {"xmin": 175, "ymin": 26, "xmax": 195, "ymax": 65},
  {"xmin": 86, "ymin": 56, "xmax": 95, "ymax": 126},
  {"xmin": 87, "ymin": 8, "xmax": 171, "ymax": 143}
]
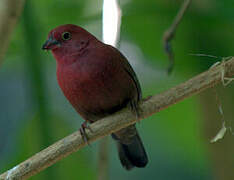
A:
[
  {"xmin": 0, "ymin": 0, "xmax": 25, "ymax": 64},
  {"xmin": 1, "ymin": 58, "xmax": 234, "ymax": 180}
]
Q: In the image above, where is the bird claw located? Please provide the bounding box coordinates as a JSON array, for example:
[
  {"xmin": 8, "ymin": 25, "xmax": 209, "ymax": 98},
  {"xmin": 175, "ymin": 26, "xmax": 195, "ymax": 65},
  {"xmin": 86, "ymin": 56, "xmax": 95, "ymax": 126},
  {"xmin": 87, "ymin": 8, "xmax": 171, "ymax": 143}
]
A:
[
  {"xmin": 79, "ymin": 122, "xmax": 93, "ymax": 144},
  {"xmin": 130, "ymin": 100, "xmax": 141, "ymax": 120},
  {"xmin": 143, "ymin": 95, "xmax": 152, "ymax": 102}
]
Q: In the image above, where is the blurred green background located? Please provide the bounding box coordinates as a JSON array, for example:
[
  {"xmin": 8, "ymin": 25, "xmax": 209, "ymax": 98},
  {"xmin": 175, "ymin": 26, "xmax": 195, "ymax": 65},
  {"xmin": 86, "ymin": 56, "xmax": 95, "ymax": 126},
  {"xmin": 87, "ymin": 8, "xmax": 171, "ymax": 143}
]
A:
[{"xmin": 1, "ymin": 0, "xmax": 234, "ymax": 179}]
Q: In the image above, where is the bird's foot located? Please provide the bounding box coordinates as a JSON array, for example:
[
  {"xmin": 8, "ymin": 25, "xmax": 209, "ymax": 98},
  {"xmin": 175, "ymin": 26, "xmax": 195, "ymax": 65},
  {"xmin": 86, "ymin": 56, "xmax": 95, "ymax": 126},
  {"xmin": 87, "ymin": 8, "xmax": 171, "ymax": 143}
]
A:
[
  {"xmin": 79, "ymin": 121, "xmax": 93, "ymax": 144},
  {"xmin": 130, "ymin": 100, "xmax": 142, "ymax": 121},
  {"xmin": 143, "ymin": 95, "xmax": 152, "ymax": 102}
]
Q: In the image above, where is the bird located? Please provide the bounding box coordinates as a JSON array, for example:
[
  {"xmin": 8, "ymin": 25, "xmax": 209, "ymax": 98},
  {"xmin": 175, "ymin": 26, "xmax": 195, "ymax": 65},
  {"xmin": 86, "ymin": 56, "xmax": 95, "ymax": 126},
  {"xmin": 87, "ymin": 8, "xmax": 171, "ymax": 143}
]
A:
[{"xmin": 42, "ymin": 24, "xmax": 148, "ymax": 170}]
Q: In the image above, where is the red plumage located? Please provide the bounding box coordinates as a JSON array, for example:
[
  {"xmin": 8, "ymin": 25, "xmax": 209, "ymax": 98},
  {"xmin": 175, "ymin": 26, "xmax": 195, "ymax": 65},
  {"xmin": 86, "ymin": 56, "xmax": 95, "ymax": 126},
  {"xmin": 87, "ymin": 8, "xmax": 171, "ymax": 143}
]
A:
[{"xmin": 43, "ymin": 24, "xmax": 148, "ymax": 170}]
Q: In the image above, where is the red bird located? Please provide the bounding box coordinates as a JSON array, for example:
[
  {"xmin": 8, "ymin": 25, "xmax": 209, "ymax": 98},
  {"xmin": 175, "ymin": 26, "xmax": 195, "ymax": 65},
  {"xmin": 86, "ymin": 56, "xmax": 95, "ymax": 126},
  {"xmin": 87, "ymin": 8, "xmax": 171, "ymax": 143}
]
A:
[{"xmin": 42, "ymin": 24, "xmax": 148, "ymax": 170}]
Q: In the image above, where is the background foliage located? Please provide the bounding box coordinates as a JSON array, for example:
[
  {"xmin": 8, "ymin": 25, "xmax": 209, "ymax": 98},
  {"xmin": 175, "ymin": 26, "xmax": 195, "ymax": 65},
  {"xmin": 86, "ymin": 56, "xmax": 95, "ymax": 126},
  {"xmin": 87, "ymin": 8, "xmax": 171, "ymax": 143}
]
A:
[{"xmin": 1, "ymin": 0, "xmax": 234, "ymax": 179}]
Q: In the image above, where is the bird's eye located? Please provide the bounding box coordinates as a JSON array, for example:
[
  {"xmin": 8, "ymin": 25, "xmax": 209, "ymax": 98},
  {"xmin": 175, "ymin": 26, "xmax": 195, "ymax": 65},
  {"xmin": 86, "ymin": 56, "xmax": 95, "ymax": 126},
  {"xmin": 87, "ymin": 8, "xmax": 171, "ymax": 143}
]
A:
[{"xmin": 62, "ymin": 32, "xmax": 71, "ymax": 40}]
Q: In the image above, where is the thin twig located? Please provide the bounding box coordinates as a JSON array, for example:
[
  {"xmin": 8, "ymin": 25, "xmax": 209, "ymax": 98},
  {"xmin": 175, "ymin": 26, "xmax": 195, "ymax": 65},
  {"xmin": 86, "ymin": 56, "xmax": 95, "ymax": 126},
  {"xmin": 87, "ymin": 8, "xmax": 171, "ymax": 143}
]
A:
[
  {"xmin": 0, "ymin": 0, "xmax": 25, "ymax": 65},
  {"xmin": 163, "ymin": 0, "xmax": 192, "ymax": 74},
  {"xmin": 189, "ymin": 53, "xmax": 220, "ymax": 59},
  {"xmin": 1, "ymin": 57, "xmax": 234, "ymax": 180}
]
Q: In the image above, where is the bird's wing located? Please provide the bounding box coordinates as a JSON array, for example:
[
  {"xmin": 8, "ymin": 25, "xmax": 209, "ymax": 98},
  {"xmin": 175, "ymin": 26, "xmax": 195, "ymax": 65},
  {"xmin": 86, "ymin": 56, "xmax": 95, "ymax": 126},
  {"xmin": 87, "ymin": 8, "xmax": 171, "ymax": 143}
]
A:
[{"xmin": 108, "ymin": 45, "xmax": 142, "ymax": 101}]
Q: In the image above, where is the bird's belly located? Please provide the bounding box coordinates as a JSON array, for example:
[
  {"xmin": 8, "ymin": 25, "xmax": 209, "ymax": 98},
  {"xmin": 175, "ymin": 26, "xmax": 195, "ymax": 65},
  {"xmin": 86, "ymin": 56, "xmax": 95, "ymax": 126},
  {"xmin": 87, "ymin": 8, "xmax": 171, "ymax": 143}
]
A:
[{"xmin": 58, "ymin": 71, "xmax": 132, "ymax": 122}]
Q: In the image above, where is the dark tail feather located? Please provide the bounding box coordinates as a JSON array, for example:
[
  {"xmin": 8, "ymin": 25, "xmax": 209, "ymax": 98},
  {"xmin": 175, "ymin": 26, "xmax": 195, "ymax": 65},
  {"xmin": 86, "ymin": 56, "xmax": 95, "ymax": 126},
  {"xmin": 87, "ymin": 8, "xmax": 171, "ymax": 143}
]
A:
[{"xmin": 112, "ymin": 132, "xmax": 148, "ymax": 170}]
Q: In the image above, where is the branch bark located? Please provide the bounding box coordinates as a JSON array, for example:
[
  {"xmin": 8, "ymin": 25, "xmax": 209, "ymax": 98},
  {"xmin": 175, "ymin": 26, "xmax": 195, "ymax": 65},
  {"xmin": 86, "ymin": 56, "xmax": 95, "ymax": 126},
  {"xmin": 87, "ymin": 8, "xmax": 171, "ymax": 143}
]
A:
[
  {"xmin": 1, "ymin": 58, "xmax": 234, "ymax": 180},
  {"xmin": 0, "ymin": 0, "xmax": 25, "ymax": 64}
]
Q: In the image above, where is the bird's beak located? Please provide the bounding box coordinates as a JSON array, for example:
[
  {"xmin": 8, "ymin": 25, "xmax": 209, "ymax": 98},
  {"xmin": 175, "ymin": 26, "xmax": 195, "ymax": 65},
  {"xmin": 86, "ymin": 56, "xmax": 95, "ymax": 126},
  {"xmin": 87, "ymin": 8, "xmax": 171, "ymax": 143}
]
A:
[{"xmin": 42, "ymin": 36, "xmax": 60, "ymax": 50}]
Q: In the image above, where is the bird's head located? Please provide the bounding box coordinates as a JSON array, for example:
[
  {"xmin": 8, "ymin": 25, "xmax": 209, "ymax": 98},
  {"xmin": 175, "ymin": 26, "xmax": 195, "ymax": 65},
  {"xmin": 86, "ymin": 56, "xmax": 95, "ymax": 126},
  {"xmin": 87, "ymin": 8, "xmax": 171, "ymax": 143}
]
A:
[{"xmin": 42, "ymin": 24, "xmax": 97, "ymax": 59}]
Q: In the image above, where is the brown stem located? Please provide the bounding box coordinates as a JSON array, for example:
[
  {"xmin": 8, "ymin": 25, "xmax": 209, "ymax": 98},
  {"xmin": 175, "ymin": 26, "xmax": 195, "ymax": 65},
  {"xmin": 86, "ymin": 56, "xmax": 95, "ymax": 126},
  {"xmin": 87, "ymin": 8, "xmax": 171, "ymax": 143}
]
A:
[
  {"xmin": 1, "ymin": 57, "xmax": 234, "ymax": 180},
  {"xmin": 0, "ymin": 0, "xmax": 25, "ymax": 64},
  {"xmin": 163, "ymin": 0, "xmax": 192, "ymax": 73}
]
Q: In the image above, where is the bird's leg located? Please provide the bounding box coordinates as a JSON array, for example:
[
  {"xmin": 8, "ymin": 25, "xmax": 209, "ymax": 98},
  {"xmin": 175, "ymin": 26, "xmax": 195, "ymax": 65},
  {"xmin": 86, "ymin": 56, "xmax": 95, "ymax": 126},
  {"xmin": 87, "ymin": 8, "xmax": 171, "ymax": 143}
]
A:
[
  {"xmin": 130, "ymin": 100, "xmax": 141, "ymax": 120},
  {"xmin": 79, "ymin": 121, "xmax": 93, "ymax": 144},
  {"xmin": 143, "ymin": 95, "xmax": 152, "ymax": 102}
]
